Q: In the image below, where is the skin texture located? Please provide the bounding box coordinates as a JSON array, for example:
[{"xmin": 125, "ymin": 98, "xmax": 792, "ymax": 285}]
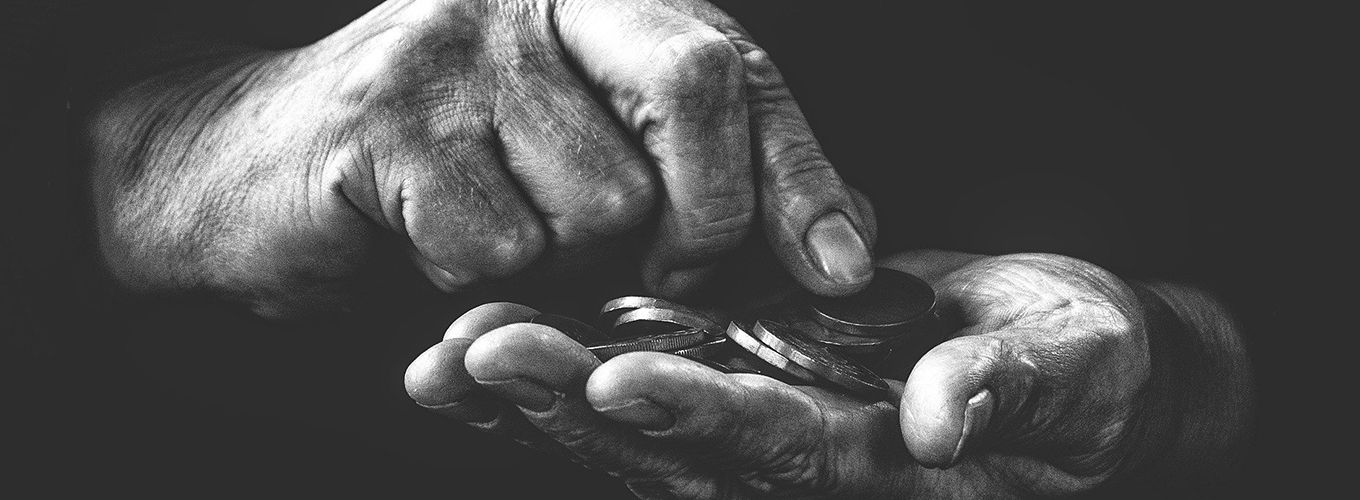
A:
[
  {"xmin": 82, "ymin": 0, "xmax": 877, "ymax": 318},
  {"xmin": 405, "ymin": 250, "xmax": 1253, "ymax": 498}
]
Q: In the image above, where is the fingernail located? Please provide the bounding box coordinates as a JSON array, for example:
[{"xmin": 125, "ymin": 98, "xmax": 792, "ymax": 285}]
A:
[
  {"xmin": 594, "ymin": 398, "xmax": 675, "ymax": 431},
  {"xmin": 477, "ymin": 378, "xmax": 560, "ymax": 412},
  {"xmin": 804, "ymin": 211, "xmax": 872, "ymax": 286},
  {"xmin": 657, "ymin": 265, "xmax": 712, "ymax": 298},
  {"xmin": 950, "ymin": 388, "xmax": 994, "ymax": 465},
  {"xmin": 417, "ymin": 393, "xmax": 500, "ymax": 423}
]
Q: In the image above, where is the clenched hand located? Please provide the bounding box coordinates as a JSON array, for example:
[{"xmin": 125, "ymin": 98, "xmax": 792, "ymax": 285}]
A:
[{"xmin": 83, "ymin": 0, "xmax": 876, "ymax": 317}]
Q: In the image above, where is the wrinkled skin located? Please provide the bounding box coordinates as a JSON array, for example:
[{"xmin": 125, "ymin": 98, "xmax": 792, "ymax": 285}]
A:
[
  {"xmin": 406, "ymin": 251, "xmax": 1168, "ymax": 498},
  {"xmin": 83, "ymin": 0, "xmax": 876, "ymax": 318}
]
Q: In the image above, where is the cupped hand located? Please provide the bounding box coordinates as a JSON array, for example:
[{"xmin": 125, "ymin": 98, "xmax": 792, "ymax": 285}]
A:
[
  {"xmin": 406, "ymin": 250, "xmax": 1170, "ymax": 498},
  {"xmin": 84, "ymin": 0, "xmax": 876, "ymax": 317}
]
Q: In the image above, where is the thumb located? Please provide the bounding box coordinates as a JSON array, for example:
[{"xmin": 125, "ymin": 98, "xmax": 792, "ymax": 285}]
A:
[{"xmin": 899, "ymin": 333, "xmax": 1038, "ymax": 468}]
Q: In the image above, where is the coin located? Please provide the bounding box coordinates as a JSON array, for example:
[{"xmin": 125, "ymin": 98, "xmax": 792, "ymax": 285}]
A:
[
  {"xmin": 787, "ymin": 311, "xmax": 898, "ymax": 354},
  {"xmin": 529, "ymin": 313, "xmax": 610, "ymax": 344},
  {"xmin": 751, "ymin": 320, "xmax": 891, "ymax": 400},
  {"xmin": 744, "ymin": 301, "xmax": 896, "ymax": 355},
  {"xmin": 586, "ymin": 327, "xmax": 711, "ymax": 361},
  {"xmin": 723, "ymin": 321, "xmax": 822, "ymax": 384},
  {"xmin": 669, "ymin": 336, "xmax": 736, "ymax": 360},
  {"xmin": 597, "ymin": 296, "xmax": 705, "ymax": 333},
  {"xmin": 612, "ymin": 306, "xmax": 724, "ymax": 337},
  {"xmin": 809, "ymin": 267, "xmax": 936, "ymax": 338}
]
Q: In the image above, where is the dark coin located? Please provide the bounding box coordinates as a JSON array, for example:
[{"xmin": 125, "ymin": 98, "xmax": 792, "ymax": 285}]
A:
[
  {"xmin": 586, "ymin": 327, "xmax": 711, "ymax": 361},
  {"xmin": 612, "ymin": 306, "xmax": 724, "ymax": 337},
  {"xmin": 723, "ymin": 321, "xmax": 821, "ymax": 384},
  {"xmin": 809, "ymin": 267, "xmax": 936, "ymax": 338},
  {"xmin": 529, "ymin": 313, "xmax": 610, "ymax": 343},
  {"xmin": 751, "ymin": 320, "xmax": 891, "ymax": 400}
]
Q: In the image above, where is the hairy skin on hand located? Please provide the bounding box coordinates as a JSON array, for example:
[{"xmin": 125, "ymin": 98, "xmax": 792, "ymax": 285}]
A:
[{"xmin": 82, "ymin": 0, "xmax": 876, "ymax": 318}]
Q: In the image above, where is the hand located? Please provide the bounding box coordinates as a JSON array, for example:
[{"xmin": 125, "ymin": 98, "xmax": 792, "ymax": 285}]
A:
[
  {"xmin": 404, "ymin": 250, "xmax": 1251, "ymax": 498},
  {"xmin": 82, "ymin": 0, "xmax": 876, "ymax": 317}
]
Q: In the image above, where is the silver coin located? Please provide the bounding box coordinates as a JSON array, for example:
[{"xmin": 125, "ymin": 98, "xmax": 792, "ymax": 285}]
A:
[
  {"xmin": 723, "ymin": 321, "xmax": 821, "ymax": 384},
  {"xmin": 669, "ymin": 336, "xmax": 735, "ymax": 360},
  {"xmin": 668, "ymin": 337, "xmax": 741, "ymax": 372},
  {"xmin": 783, "ymin": 314, "xmax": 897, "ymax": 354},
  {"xmin": 745, "ymin": 301, "xmax": 896, "ymax": 355},
  {"xmin": 597, "ymin": 296, "xmax": 695, "ymax": 333},
  {"xmin": 809, "ymin": 268, "xmax": 937, "ymax": 338},
  {"xmin": 586, "ymin": 327, "xmax": 710, "ymax": 361},
  {"xmin": 612, "ymin": 306, "xmax": 724, "ymax": 337},
  {"xmin": 529, "ymin": 313, "xmax": 610, "ymax": 344},
  {"xmin": 752, "ymin": 320, "xmax": 891, "ymax": 400}
]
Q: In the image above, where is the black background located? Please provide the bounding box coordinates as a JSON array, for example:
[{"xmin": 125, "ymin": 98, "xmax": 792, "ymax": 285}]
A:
[{"xmin": 3, "ymin": 0, "xmax": 1342, "ymax": 497}]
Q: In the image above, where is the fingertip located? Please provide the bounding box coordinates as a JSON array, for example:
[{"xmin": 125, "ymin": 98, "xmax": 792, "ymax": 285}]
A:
[
  {"xmin": 464, "ymin": 323, "xmax": 599, "ymax": 388},
  {"xmin": 802, "ymin": 210, "xmax": 874, "ymax": 296},
  {"xmin": 585, "ymin": 352, "xmax": 725, "ymax": 417},
  {"xmin": 444, "ymin": 302, "xmax": 540, "ymax": 340},
  {"xmin": 404, "ymin": 338, "xmax": 477, "ymax": 407},
  {"xmin": 900, "ymin": 338, "xmax": 1003, "ymax": 467}
]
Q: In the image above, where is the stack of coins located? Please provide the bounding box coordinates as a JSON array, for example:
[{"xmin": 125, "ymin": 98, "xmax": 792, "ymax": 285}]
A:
[{"xmin": 541, "ymin": 268, "xmax": 942, "ymax": 402}]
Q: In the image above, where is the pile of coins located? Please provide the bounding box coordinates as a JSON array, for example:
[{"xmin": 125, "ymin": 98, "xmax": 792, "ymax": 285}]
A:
[{"xmin": 530, "ymin": 268, "xmax": 943, "ymax": 402}]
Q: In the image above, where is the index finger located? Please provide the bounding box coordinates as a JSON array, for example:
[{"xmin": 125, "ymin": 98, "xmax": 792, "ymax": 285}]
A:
[{"xmin": 555, "ymin": 0, "xmax": 875, "ymax": 297}]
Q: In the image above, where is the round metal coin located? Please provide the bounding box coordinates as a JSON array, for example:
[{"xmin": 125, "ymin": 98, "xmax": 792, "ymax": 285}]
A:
[
  {"xmin": 586, "ymin": 327, "xmax": 711, "ymax": 361},
  {"xmin": 529, "ymin": 313, "xmax": 610, "ymax": 344},
  {"xmin": 809, "ymin": 267, "xmax": 936, "ymax": 338},
  {"xmin": 613, "ymin": 306, "xmax": 724, "ymax": 337},
  {"xmin": 598, "ymin": 296, "xmax": 716, "ymax": 334},
  {"xmin": 669, "ymin": 336, "xmax": 736, "ymax": 360},
  {"xmin": 723, "ymin": 321, "xmax": 821, "ymax": 384},
  {"xmin": 752, "ymin": 320, "xmax": 891, "ymax": 400},
  {"xmin": 781, "ymin": 313, "xmax": 898, "ymax": 354}
]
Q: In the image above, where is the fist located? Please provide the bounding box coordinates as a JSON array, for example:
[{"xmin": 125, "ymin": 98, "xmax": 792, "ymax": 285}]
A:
[{"xmin": 84, "ymin": 0, "xmax": 876, "ymax": 317}]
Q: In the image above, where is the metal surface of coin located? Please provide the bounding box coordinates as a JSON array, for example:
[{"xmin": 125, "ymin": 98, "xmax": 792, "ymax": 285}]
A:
[
  {"xmin": 724, "ymin": 321, "xmax": 821, "ymax": 384},
  {"xmin": 752, "ymin": 320, "xmax": 891, "ymax": 400},
  {"xmin": 783, "ymin": 314, "xmax": 898, "ymax": 354},
  {"xmin": 529, "ymin": 313, "xmax": 611, "ymax": 343},
  {"xmin": 668, "ymin": 337, "xmax": 742, "ymax": 373},
  {"xmin": 743, "ymin": 301, "xmax": 896, "ymax": 355},
  {"xmin": 587, "ymin": 327, "xmax": 710, "ymax": 361},
  {"xmin": 598, "ymin": 296, "xmax": 705, "ymax": 333},
  {"xmin": 612, "ymin": 306, "xmax": 724, "ymax": 337},
  {"xmin": 670, "ymin": 336, "xmax": 736, "ymax": 360},
  {"xmin": 810, "ymin": 268, "xmax": 937, "ymax": 338}
]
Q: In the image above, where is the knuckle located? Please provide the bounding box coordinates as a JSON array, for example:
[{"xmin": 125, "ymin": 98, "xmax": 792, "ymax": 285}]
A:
[
  {"xmin": 410, "ymin": 216, "xmax": 545, "ymax": 279},
  {"xmin": 765, "ymin": 137, "xmax": 834, "ymax": 185},
  {"xmin": 474, "ymin": 221, "xmax": 546, "ymax": 276},
  {"xmin": 766, "ymin": 158, "xmax": 844, "ymax": 214},
  {"xmin": 493, "ymin": 44, "xmax": 558, "ymax": 79},
  {"xmin": 556, "ymin": 165, "xmax": 655, "ymax": 240},
  {"xmin": 774, "ymin": 158, "xmax": 839, "ymax": 195},
  {"xmin": 672, "ymin": 195, "xmax": 754, "ymax": 254},
  {"xmin": 647, "ymin": 30, "xmax": 743, "ymax": 108}
]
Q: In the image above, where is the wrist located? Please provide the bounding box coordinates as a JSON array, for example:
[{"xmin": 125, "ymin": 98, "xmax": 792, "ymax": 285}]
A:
[
  {"xmin": 80, "ymin": 48, "xmax": 291, "ymax": 291},
  {"xmin": 1109, "ymin": 281, "xmax": 1254, "ymax": 494}
]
